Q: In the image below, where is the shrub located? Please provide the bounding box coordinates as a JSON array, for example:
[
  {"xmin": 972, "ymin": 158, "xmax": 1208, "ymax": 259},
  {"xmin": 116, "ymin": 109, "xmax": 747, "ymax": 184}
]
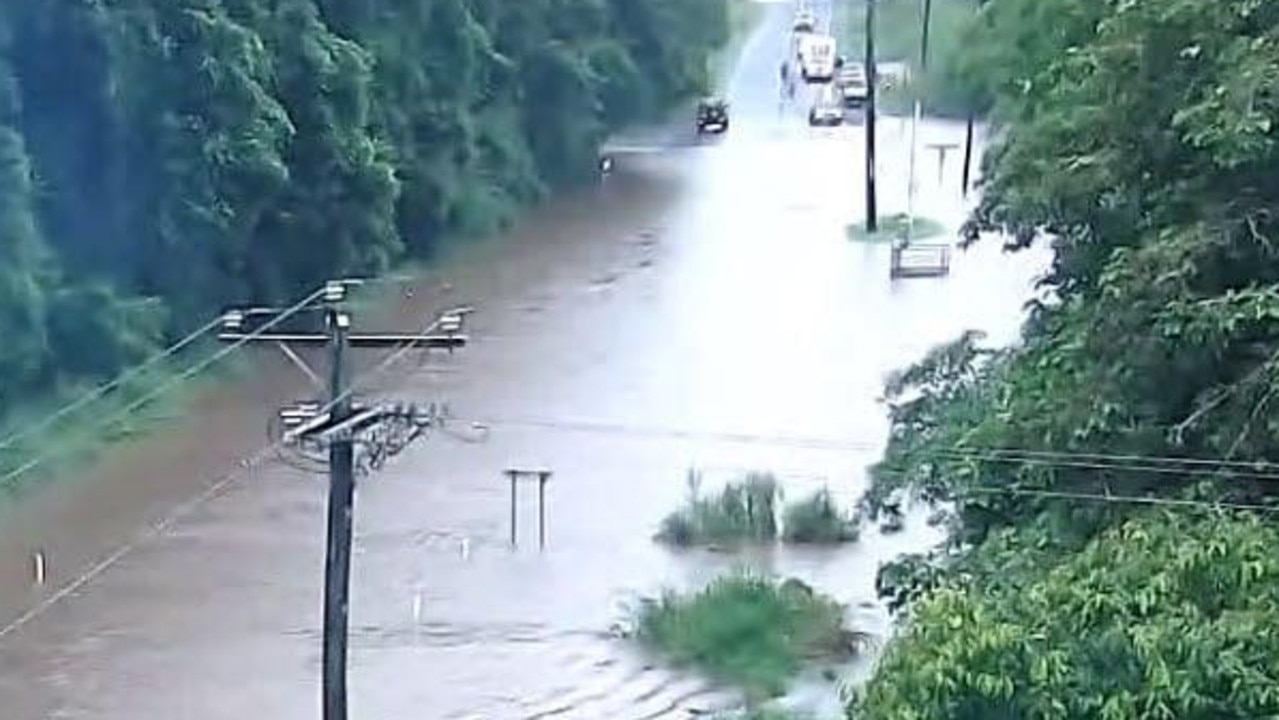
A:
[
  {"xmin": 781, "ymin": 488, "xmax": 859, "ymax": 544},
  {"xmin": 629, "ymin": 571, "xmax": 865, "ymax": 699},
  {"xmin": 656, "ymin": 470, "xmax": 780, "ymax": 546}
]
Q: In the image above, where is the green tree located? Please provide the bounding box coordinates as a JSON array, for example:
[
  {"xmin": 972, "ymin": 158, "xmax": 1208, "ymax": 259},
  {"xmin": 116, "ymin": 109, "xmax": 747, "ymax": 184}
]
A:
[
  {"xmin": 0, "ymin": 0, "xmax": 730, "ymax": 423},
  {"xmin": 852, "ymin": 512, "xmax": 1279, "ymax": 719},
  {"xmin": 859, "ymin": 0, "xmax": 1279, "ymax": 711}
]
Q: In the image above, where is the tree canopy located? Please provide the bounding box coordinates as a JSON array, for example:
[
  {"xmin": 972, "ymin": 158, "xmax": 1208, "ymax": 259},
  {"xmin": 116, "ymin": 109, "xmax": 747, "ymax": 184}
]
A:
[
  {"xmin": 855, "ymin": 0, "xmax": 1279, "ymax": 715},
  {"xmin": 854, "ymin": 512, "xmax": 1279, "ymax": 719},
  {"xmin": 0, "ymin": 0, "xmax": 727, "ymax": 418}
]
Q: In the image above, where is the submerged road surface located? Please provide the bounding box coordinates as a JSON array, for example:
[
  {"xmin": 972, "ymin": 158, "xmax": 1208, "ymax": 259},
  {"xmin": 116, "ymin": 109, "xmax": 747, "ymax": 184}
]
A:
[{"xmin": 0, "ymin": 1, "xmax": 1049, "ymax": 718}]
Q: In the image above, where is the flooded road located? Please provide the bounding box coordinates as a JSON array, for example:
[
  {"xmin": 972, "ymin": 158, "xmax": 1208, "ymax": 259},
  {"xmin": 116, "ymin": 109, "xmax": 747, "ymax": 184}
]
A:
[{"xmin": 0, "ymin": 1, "xmax": 1049, "ymax": 718}]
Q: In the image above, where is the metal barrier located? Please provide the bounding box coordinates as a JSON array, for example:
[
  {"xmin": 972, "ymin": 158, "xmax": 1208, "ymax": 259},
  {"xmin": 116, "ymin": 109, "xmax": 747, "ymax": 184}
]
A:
[{"xmin": 890, "ymin": 242, "xmax": 952, "ymax": 279}]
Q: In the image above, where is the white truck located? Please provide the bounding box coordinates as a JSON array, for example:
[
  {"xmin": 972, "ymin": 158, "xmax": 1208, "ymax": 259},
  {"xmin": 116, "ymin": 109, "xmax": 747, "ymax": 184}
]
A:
[{"xmin": 797, "ymin": 33, "xmax": 837, "ymax": 83}]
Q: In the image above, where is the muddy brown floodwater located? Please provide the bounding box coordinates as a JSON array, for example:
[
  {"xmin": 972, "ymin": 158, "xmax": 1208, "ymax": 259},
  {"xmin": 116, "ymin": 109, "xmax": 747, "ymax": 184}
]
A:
[{"xmin": 0, "ymin": 1, "xmax": 1050, "ymax": 718}]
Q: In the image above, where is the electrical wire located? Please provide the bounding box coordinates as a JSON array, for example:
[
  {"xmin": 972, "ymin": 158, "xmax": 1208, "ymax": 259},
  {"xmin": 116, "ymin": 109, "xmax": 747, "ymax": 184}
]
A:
[
  {"xmin": 887, "ymin": 448, "xmax": 1279, "ymax": 482},
  {"xmin": 955, "ymin": 484, "xmax": 1279, "ymax": 514},
  {"xmin": 0, "ymin": 305, "xmax": 462, "ymax": 643},
  {"xmin": 930, "ymin": 445, "xmax": 1279, "ymax": 471},
  {"xmin": 0, "ymin": 314, "xmax": 226, "ymax": 456},
  {"xmin": 470, "ymin": 416, "xmax": 1279, "ymax": 481},
  {"xmin": 0, "ymin": 285, "xmax": 330, "ymax": 491},
  {"xmin": 0, "ymin": 271, "xmax": 414, "ymax": 465}
]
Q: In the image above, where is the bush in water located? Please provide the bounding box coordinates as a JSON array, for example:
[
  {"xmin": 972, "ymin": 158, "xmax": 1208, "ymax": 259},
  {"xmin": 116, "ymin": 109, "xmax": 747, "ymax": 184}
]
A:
[
  {"xmin": 656, "ymin": 470, "xmax": 780, "ymax": 546},
  {"xmin": 629, "ymin": 571, "xmax": 865, "ymax": 700},
  {"xmin": 781, "ymin": 488, "xmax": 859, "ymax": 545}
]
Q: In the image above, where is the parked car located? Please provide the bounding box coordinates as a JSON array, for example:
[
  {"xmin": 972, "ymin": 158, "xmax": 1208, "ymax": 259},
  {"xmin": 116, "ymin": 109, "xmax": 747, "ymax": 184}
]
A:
[
  {"xmin": 837, "ymin": 65, "xmax": 869, "ymax": 108},
  {"xmin": 808, "ymin": 85, "xmax": 844, "ymax": 126},
  {"xmin": 696, "ymin": 97, "xmax": 729, "ymax": 134},
  {"xmin": 792, "ymin": 8, "xmax": 816, "ymax": 33}
]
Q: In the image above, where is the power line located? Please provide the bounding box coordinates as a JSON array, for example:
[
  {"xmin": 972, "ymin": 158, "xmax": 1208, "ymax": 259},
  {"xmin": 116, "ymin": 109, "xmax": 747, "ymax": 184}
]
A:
[
  {"xmin": 953, "ymin": 484, "xmax": 1279, "ymax": 515},
  {"xmin": 0, "ymin": 307, "xmax": 458, "ymax": 645},
  {"xmin": 0, "ymin": 285, "xmax": 331, "ymax": 491},
  {"xmin": 932, "ymin": 445, "xmax": 1279, "ymax": 471},
  {"xmin": 472, "ymin": 416, "xmax": 1279, "ymax": 481},
  {"xmin": 890, "ymin": 449, "xmax": 1279, "ymax": 482},
  {"xmin": 0, "ymin": 314, "xmax": 225, "ymax": 455},
  {"xmin": 0, "ymin": 273, "xmax": 414, "ymax": 462}
]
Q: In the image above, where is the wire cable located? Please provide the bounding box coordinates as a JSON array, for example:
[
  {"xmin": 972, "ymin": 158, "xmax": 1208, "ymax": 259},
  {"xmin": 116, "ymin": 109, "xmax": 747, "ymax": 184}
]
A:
[
  {"xmin": 0, "ymin": 285, "xmax": 330, "ymax": 491},
  {"xmin": 886, "ymin": 448, "xmax": 1279, "ymax": 482},
  {"xmin": 955, "ymin": 484, "xmax": 1279, "ymax": 514},
  {"xmin": 0, "ymin": 314, "xmax": 225, "ymax": 456},
  {"xmin": 470, "ymin": 416, "xmax": 1279, "ymax": 481},
  {"xmin": 0, "ymin": 273, "xmax": 414, "ymax": 462},
  {"xmin": 0, "ymin": 305, "xmax": 461, "ymax": 643}
]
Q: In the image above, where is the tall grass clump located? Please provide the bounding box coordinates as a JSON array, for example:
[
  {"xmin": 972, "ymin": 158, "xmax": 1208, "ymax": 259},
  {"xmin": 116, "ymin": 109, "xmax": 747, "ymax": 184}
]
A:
[
  {"xmin": 629, "ymin": 571, "xmax": 863, "ymax": 699},
  {"xmin": 657, "ymin": 470, "xmax": 779, "ymax": 546},
  {"xmin": 781, "ymin": 488, "xmax": 859, "ymax": 544}
]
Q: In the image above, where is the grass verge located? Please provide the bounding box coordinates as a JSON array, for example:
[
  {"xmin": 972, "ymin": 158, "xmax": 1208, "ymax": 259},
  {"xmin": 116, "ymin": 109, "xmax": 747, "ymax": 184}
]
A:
[
  {"xmin": 846, "ymin": 213, "xmax": 946, "ymax": 243},
  {"xmin": 629, "ymin": 571, "xmax": 863, "ymax": 699},
  {"xmin": 0, "ymin": 346, "xmax": 248, "ymax": 505},
  {"xmin": 0, "ymin": 269, "xmax": 431, "ymax": 512}
]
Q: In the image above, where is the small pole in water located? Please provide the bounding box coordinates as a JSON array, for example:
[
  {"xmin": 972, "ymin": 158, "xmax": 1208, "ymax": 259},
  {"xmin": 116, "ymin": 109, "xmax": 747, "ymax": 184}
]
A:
[
  {"xmin": 412, "ymin": 591, "xmax": 423, "ymax": 626},
  {"xmin": 906, "ymin": 99, "xmax": 922, "ymax": 242},
  {"xmin": 537, "ymin": 472, "xmax": 551, "ymax": 551},
  {"xmin": 32, "ymin": 550, "xmax": 46, "ymax": 587},
  {"xmin": 507, "ymin": 469, "xmax": 519, "ymax": 548}
]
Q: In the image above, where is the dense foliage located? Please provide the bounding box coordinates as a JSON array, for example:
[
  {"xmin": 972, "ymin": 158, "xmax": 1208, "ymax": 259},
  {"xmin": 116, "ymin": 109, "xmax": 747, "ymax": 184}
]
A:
[
  {"xmin": 630, "ymin": 572, "xmax": 859, "ymax": 699},
  {"xmin": 854, "ymin": 512, "xmax": 1279, "ymax": 717},
  {"xmin": 854, "ymin": 0, "xmax": 1279, "ymax": 714},
  {"xmin": 0, "ymin": 0, "xmax": 728, "ymax": 418}
]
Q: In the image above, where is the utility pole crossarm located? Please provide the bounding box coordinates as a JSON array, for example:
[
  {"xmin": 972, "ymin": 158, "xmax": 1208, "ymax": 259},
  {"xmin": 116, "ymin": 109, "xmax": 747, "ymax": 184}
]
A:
[
  {"xmin": 217, "ymin": 331, "xmax": 468, "ymax": 350},
  {"xmin": 215, "ymin": 281, "xmax": 471, "ymax": 720}
]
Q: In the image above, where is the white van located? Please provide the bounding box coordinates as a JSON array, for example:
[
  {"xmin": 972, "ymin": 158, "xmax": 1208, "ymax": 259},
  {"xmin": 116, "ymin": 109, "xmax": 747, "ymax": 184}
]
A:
[{"xmin": 798, "ymin": 34, "xmax": 837, "ymax": 83}]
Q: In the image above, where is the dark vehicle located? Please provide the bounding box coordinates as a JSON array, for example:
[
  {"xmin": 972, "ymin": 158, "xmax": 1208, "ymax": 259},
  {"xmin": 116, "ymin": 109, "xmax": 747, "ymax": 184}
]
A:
[{"xmin": 695, "ymin": 98, "xmax": 729, "ymax": 134}]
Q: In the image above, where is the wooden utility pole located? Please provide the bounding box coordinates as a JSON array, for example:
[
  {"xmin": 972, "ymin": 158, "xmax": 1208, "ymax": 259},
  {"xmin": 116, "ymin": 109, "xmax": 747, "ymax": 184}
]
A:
[
  {"xmin": 864, "ymin": 0, "xmax": 878, "ymax": 231},
  {"xmin": 218, "ymin": 281, "xmax": 468, "ymax": 720},
  {"xmin": 961, "ymin": 115, "xmax": 975, "ymax": 197},
  {"xmin": 321, "ymin": 308, "xmax": 353, "ymax": 720},
  {"xmin": 960, "ymin": 0, "xmax": 989, "ymax": 198},
  {"xmin": 920, "ymin": 0, "xmax": 933, "ymax": 71}
]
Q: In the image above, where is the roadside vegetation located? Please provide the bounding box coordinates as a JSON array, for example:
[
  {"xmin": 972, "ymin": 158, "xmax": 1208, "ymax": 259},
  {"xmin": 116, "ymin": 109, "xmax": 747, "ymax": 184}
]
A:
[
  {"xmin": 629, "ymin": 571, "xmax": 862, "ymax": 700},
  {"xmin": 0, "ymin": 0, "xmax": 733, "ymax": 497},
  {"xmin": 846, "ymin": 213, "xmax": 946, "ymax": 244},
  {"xmin": 657, "ymin": 471, "xmax": 779, "ymax": 546},
  {"xmin": 656, "ymin": 470, "xmax": 858, "ymax": 547},
  {"xmin": 847, "ymin": 0, "xmax": 1279, "ymax": 715},
  {"xmin": 834, "ymin": 0, "xmax": 986, "ymax": 117},
  {"xmin": 711, "ymin": 0, "xmax": 769, "ymax": 90},
  {"xmin": 0, "ymin": 350, "xmax": 246, "ymax": 501},
  {"xmin": 780, "ymin": 489, "xmax": 859, "ymax": 544}
]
